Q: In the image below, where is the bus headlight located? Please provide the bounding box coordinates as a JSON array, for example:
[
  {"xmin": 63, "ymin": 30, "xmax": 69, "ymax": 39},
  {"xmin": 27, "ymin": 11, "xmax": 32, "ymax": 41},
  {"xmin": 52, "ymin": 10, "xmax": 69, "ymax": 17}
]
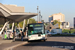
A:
[{"xmin": 28, "ymin": 36, "xmax": 31, "ymax": 39}]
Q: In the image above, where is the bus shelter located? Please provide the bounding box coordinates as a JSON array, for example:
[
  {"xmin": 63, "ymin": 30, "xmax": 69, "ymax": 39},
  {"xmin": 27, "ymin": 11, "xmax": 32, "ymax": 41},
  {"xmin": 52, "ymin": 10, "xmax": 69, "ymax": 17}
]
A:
[{"xmin": 0, "ymin": 3, "xmax": 38, "ymax": 40}]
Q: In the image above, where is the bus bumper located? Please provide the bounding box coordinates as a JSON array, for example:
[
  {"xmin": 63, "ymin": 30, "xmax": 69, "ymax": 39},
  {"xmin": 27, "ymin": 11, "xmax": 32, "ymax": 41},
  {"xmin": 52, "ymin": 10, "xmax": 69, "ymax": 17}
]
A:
[{"xmin": 28, "ymin": 37, "xmax": 46, "ymax": 41}]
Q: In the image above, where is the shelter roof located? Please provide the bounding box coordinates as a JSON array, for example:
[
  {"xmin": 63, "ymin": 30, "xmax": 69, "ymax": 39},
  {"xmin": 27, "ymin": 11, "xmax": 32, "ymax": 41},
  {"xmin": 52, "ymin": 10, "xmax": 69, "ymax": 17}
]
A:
[{"xmin": 0, "ymin": 3, "xmax": 37, "ymax": 24}]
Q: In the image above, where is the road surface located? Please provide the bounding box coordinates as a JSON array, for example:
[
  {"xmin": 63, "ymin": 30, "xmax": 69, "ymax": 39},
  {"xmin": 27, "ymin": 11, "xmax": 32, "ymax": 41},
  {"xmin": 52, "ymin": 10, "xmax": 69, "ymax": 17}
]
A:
[{"xmin": 13, "ymin": 36, "xmax": 75, "ymax": 50}]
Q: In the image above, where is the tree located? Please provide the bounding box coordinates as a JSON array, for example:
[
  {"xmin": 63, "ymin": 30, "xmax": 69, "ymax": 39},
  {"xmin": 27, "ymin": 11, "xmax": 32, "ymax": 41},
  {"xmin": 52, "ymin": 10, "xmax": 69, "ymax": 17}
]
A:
[
  {"xmin": 53, "ymin": 20, "xmax": 58, "ymax": 25},
  {"xmin": 0, "ymin": 25, "xmax": 3, "ymax": 27},
  {"xmin": 29, "ymin": 18, "xmax": 36, "ymax": 24},
  {"xmin": 41, "ymin": 20, "xmax": 44, "ymax": 23},
  {"xmin": 9, "ymin": 18, "xmax": 36, "ymax": 28},
  {"xmin": 9, "ymin": 23, "xmax": 19, "ymax": 29},
  {"xmin": 18, "ymin": 18, "xmax": 36, "ymax": 28},
  {"xmin": 53, "ymin": 20, "xmax": 61, "ymax": 28},
  {"xmin": 58, "ymin": 22, "xmax": 61, "ymax": 28}
]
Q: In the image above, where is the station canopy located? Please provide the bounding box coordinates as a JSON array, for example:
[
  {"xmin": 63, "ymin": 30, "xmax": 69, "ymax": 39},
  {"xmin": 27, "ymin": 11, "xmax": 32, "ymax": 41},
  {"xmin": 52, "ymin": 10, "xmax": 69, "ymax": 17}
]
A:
[{"xmin": 0, "ymin": 3, "xmax": 38, "ymax": 25}]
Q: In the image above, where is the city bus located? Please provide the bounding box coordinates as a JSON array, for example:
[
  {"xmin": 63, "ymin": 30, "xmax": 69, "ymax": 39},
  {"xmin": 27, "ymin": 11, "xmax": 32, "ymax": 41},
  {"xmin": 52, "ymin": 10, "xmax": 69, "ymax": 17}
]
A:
[{"xmin": 27, "ymin": 23, "xmax": 47, "ymax": 41}]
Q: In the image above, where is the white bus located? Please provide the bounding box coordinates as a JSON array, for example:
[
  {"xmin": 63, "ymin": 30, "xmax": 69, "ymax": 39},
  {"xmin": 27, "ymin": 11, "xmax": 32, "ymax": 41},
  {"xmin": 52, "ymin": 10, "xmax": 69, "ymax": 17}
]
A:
[{"xmin": 27, "ymin": 23, "xmax": 47, "ymax": 41}]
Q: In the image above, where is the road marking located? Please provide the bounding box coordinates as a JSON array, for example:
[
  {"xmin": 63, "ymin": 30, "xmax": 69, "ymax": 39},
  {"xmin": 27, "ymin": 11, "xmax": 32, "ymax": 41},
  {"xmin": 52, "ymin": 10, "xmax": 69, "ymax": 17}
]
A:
[
  {"xmin": 65, "ymin": 37, "xmax": 75, "ymax": 42},
  {"xmin": 4, "ymin": 42, "xmax": 28, "ymax": 50}
]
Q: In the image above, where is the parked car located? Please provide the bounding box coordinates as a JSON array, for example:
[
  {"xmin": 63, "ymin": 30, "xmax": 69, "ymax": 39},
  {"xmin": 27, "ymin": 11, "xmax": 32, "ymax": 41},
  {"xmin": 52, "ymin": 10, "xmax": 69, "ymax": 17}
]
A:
[
  {"xmin": 71, "ymin": 33, "xmax": 75, "ymax": 35},
  {"xmin": 51, "ymin": 32, "xmax": 57, "ymax": 35},
  {"xmin": 46, "ymin": 30, "xmax": 57, "ymax": 36},
  {"xmin": 47, "ymin": 32, "xmax": 51, "ymax": 37},
  {"xmin": 51, "ymin": 29, "xmax": 62, "ymax": 34}
]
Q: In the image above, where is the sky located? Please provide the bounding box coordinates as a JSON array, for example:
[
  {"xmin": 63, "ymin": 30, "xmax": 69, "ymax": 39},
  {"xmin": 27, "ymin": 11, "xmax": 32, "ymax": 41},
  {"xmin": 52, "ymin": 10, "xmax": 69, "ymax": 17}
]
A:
[{"xmin": 0, "ymin": 0, "xmax": 75, "ymax": 27}]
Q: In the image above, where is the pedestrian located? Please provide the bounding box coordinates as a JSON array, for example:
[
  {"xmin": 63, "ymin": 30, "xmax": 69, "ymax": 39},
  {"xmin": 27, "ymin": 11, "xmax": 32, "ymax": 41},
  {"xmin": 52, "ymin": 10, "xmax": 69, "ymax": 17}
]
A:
[
  {"xmin": 13, "ymin": 31, "xmax": 16, "ymax": 42},
  {"xmin": 4, "ymin": 32, "xmax": 7, "ymax": 39},
  {"xmin": 19, "ymin": 33, "xmax": 21, "ymax": 38},
  {"xmin": 1, "ymin": 32, "xmax": 4, "ymax": 39},
  {"xmin": 8, "ymin": 31, "xmax": 10, "ymax": 39},
  {"xmin": 10, "ymin": 32, "xmax": 13, "ymax": 39},
  {"xmin": 20, "ymin": 30, "xmax": 24, "ymax": 41},
  {"xmin": 23, "ymin": 27, "xmax": 27, "ymax": 37}
]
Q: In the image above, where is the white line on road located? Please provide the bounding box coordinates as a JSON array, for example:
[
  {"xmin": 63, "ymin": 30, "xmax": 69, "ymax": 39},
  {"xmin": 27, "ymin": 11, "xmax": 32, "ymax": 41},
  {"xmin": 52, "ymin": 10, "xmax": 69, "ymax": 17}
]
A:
[
  {"xmin": 4, "ymin": 42, "xmax": 28, "ymax": 50},
  {"xmin": 65, "ymin": 37, "xmax": 75, "ymax": 42}
]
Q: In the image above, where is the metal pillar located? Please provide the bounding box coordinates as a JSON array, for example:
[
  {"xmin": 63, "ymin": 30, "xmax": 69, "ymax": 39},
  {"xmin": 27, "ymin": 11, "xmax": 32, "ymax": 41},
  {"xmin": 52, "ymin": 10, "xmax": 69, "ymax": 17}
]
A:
[
  {"xmin": 37, "ymin": 6, "xmax": 39, "ymax": 23},
  {"xmin": 25, "ymin": 19, "xmax": 29, "ymax": 38},
  {"xmin": 12, "ymin": 22, "xmax": 15, "ymax": 42},
  {"xmin": 41, "ymin": 15, "xmax": 42, "ymax": 22},
  {"xmin": 5, "ymin": 25, "xmax": 7, "ymax": 35},
  {"xmin": 18, "ymin": 23, "xmax": 20, "ymax": 31},
  {"xmin": 39, "ymin": 11, "xmax": 41, "ymax": 22},
  {"xmin": 12, "ymin": 22, "xmax": 14, "ymax": 33},
  {"xmin": 0, "ymin": 21, "xmax": 9, "ymax": 34},
  {"xmin": 22, "ymin": 19, "xmax": 26, "ymax": 32},
  {"xmin": 27, "ymin": 19, "xmax": 29, "ymax": 24}
]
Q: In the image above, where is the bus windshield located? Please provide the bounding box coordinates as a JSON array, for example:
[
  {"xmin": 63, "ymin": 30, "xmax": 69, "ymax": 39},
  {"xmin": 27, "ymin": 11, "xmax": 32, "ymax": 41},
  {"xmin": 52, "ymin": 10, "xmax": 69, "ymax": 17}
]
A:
[{"xmin": 28, "ymin": 24, "xmax": 44, "ymax": 35}]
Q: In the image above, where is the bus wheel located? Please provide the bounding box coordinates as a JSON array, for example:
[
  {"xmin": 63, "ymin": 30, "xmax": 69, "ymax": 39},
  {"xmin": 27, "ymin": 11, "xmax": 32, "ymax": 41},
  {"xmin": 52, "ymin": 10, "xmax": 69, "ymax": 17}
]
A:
[
  {"xmin": 43, "ymin": 40, "xmax": 46, "ymax": 42},
  {"xmin": 28, "ymin": 41, "xmax": 30, "ymax": 42}
]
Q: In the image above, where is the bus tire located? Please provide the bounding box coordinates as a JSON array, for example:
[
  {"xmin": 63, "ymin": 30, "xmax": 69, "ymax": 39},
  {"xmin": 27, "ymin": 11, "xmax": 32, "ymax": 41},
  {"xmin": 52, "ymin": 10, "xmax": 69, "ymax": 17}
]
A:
[
  {"xmin": 44, "ymin": 40, "xmax": 46, "ymax": 42},
  {"xmin": 27, "ymin": 41, "xmax": 30, "ymax": 42}
]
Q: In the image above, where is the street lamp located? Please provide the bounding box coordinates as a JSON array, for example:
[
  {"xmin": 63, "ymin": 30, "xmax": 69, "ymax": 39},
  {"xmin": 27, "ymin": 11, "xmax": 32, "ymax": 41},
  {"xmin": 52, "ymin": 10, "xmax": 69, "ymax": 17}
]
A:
[
  {"xmin": 41, "ymin": 16, "xmax": 42, "ymax": 22},
  {"xmin": 37, "ymin": 6, "xmax": 39, "ymax": 23},
  {"xmin": 39, "ymin": 10, "xmax": 42, "ymax": 22},
  {"xmin": 37, "ymin": 6, "xmax": 42, "ymax": 22},
  {"xmin": 39, "ymin": 11, "xmax": 40, "ymax": 22}
]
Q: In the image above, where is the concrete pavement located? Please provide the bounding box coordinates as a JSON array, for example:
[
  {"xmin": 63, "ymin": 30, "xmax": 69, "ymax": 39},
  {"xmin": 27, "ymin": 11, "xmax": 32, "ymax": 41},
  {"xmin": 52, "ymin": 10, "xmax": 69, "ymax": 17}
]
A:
[
  {"xmin": 4, "ymin": 42, "xmax": 28, "ymax": 50},
  {"xmin": 0, "ymin": 38, "xmax": 28, "ymax": 50},
  {"xmin": 13, "ymin": 37, "xmax": 75, "ymax": 50},
  {"xmin": 0, "ymin": 37, "xmax": 75, "ymax": 50},
  {"xmin": 0, "ymin": 38, "xmax": 12, "ymax": 45}
]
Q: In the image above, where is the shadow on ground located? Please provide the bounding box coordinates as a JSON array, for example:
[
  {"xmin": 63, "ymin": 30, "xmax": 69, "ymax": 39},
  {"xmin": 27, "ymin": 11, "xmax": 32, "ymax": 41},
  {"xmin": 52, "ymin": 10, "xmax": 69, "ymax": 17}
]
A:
[
  {"xmin": 15, "ymin": 38, "xmax": 28, "ymax": 41},
  {"xmin": 49, "ymin": 36, "xmax": 75, "ymax": 37},
  {"xmin": 23, "ymin": 40, "xmax": 75, "ymax": 50}
]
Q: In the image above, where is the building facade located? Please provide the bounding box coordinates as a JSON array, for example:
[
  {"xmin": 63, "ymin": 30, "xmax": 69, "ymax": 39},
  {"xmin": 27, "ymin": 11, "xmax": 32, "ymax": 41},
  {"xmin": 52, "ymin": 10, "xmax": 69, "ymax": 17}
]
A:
[
  {"xmin": 60, "ymin": 22, "xmax": 70, "ymax": 29},
  {"xmin": 49, "ymin": 13, "xmax": 65, "ymax": 22},
  {"xmin": 74, "ymin": 18, "xmax": 75, "ymax": 28},
  {"xmin": 49, "ymin": 13, "xmax": 70, "ymax": 29}
]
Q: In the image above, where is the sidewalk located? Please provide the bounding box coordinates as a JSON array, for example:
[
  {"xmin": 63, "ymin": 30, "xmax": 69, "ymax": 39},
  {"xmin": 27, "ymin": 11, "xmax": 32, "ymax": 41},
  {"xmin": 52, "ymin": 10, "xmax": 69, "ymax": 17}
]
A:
[
  {"xmin": 0, "ymin": 38, "xmax": 28, "ymax": 50},
  {"xmin": 0, "ymin": 38, "xmax": 12, "ymax": 44}
]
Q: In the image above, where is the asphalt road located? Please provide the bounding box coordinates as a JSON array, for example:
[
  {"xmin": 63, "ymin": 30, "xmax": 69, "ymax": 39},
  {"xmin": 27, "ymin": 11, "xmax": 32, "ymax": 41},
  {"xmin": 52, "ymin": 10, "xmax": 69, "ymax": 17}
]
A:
[{"xmin": 13, "ymin": 36, "xmax": 75, "ymax": 50}]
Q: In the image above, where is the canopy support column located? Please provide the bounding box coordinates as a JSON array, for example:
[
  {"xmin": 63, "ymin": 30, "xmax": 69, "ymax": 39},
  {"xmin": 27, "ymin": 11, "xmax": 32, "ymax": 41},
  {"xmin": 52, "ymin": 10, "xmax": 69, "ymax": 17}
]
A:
[
  {"xmin": 12, "ymin": 22, "xmax": 14, "ymax": 33},
  {"xmin": 25, "ymin": 19, "xmax": 29, "ymax": 38},
  {"xmin": 6, "ymin": 24, "xmax": 8, "ymax": 35},
  {"xmin": 27, "ymin": 19, "xmax": 29, "ymax": 24},
  {"xmin": 0, "ymin": 21, "xmax": 9, "ymax": 34},
  {"xmin": 18, "ymin": 23, "xmax": 20, "ymax": 31},
  {"xmin": 22, "ymin": 19, "xmax": 26, "ymax": 32},
  {"xmin": 12, "ymin": 22, "xmax": 16, "ymax": 42}
]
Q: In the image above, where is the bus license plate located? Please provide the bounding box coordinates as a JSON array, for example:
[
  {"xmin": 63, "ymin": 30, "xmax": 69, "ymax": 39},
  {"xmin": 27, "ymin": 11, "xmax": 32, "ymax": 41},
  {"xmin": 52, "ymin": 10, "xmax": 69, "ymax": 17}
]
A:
[{"xmin": 38, "ymin": 34, "xmax": 41, "ymax": 36}]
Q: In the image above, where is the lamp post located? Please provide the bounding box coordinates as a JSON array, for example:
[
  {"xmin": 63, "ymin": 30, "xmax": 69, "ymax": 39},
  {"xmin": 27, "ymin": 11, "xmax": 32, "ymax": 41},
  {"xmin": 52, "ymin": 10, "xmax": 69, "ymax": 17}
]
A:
[
  {"xmin": 41, "ymin": 16, "xmax": 42, "ymax": 22},
  {"xmin": 39, "ymin": 10, "xmax": 42, "ymax": 22},
  {"xmin": 37, "ymin": 6, "xmax": 39, "ymax": 23},
  {"xmin": 39, "ymin": 11, "xmax": 40, "ymax": 22},
  {"xmin": 37, "ymin": 6, "xmax": 42, "ymax": 22}
]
